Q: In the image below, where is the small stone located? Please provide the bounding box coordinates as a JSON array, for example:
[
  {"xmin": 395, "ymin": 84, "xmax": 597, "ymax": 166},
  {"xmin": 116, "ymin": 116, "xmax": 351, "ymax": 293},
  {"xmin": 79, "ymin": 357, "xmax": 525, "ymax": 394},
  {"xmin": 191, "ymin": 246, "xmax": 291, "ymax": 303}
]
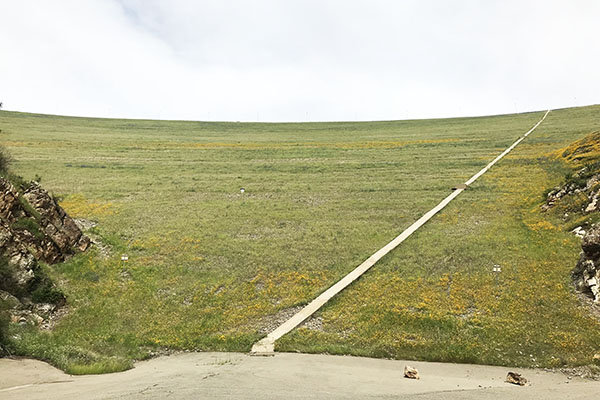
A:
[
  {"xmin": 404, "ymin": 365, "xmax": 420, "ymax": 379},
  {"xmin": 32, "ymin": 313, "xmax": 44, "ymax": 325},
  {"xmin": 35, "ymin": 303, "xmax": 55, "ymax": 316},
  {"xmin": 572, "ymin": 227, "xmax": 586, "ymax": 238},
  {"xmin": 506, "ymin": 372, "xmax": 527, "ymax": 386}
]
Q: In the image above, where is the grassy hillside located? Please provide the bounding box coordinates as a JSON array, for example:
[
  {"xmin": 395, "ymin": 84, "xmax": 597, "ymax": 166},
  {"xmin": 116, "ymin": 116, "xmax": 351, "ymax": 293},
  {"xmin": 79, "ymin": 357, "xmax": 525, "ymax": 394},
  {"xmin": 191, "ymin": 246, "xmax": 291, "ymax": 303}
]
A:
[{"xmin": 0, "ymin": 106, "xmax": 599, "ymax": 373}]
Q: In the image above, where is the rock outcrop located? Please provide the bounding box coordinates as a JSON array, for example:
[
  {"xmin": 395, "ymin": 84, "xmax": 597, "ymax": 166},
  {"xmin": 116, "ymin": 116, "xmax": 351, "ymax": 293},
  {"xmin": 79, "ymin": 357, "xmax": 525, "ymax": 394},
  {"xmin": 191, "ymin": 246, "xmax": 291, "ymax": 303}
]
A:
[
  {"xmin": 543, "ymin": 171, "xmax": 600, "ymax": 214},
  {"xmin": 0, "ymin": 177, "xmax": 90, "ymax": 325},
  {"xmin": 22, "ymin": 182, "xmax": 90, "ymax": 260},
  {"xmin": 574, "ymin": 225, "xmax": 600, "ymax": 303}
]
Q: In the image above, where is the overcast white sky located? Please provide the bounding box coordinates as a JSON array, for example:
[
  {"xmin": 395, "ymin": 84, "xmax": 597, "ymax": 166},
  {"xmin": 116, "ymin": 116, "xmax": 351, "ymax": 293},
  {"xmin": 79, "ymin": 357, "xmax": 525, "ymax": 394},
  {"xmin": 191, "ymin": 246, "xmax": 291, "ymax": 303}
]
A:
[{"xmin": 1, "ymin": 0, "xmax": 599, "ymax": 122}]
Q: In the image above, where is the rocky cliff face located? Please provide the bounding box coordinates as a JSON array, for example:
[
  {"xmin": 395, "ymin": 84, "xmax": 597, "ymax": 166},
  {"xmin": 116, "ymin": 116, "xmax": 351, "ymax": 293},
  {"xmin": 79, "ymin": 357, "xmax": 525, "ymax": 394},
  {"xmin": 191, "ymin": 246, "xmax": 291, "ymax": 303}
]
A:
[
  {"xmin": 0, "ymin": 177, "xmax": 90, "ymax": 325},
  {"xmin": 574, "ymin": 226, "xmax": 600, "ymax": 303}
]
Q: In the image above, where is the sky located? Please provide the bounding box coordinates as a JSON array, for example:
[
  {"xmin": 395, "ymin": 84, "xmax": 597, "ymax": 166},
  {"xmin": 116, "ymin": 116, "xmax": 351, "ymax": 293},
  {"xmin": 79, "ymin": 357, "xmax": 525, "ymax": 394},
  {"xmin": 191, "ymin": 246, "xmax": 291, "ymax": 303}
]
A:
[{"xmin": 1, "ymin": 0, "xmax": 599, "ymax": 122}]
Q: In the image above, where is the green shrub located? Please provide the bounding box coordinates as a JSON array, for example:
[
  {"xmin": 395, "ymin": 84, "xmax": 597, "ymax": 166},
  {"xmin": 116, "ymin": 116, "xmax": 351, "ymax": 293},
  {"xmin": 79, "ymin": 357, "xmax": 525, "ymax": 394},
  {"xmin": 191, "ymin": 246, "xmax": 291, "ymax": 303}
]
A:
[
  {"xmin": 0, "ymin": 256, "xmax": 21, "ymax": 297},
  {"xmin": 31, "ymin": 286, "xmax": 64, "ymax": 304},
  {"xmin": 1, "ymin": 256, "xmax": 65, "ymax": 306},
  {"xmin": 0, "ymin": 301, "xmax": 9, "ymax": 355},
  {"xmin": 26, "ymin": 265, "xmax": 66, "ymax": 306}
]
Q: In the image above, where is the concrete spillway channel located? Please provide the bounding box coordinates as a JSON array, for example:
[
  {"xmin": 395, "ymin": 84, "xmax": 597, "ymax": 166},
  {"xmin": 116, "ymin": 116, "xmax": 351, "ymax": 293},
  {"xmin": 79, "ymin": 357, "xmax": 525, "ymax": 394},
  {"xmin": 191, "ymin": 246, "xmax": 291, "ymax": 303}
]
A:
[{"xmin": 251, "ymin": 110, "xmax": 551, "ymax": 355}]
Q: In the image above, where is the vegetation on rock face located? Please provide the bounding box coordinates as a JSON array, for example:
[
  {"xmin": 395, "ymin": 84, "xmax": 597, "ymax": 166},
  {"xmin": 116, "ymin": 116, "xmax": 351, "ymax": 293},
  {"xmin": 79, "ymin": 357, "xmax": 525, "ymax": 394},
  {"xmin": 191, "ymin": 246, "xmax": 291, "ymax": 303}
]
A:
[
  {"xmin": 0, "ymin": 106, "xmax": 599, "ymax": 373},
  {"xmin": 12, "ymin": 217, "xmax": 44, "ymax": 240}
]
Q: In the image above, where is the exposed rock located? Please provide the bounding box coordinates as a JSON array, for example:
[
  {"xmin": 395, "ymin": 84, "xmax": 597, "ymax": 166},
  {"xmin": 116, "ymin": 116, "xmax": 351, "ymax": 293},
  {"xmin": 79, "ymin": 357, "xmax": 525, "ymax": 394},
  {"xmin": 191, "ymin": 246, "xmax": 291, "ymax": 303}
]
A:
[
  {"xmin": 582, "ymin": 226, "xmax": 600, "ymax": 260},
  {"xmin": 586, "ymin": 193, "xmax": 599, "ymax": 213},
  {"xmin": 0, "ymin": 181, "xmax": 25, "ymax": 222},
  {"xmin": 572, "ymin": 226, "xmax": 586, "ymax": 239},
  {"xmin": 574, "ymin": 225, "xmax": 600, "ymax": 303},
  {"xmin": 0, "ymin": 177, "xmax": 90, "ymax": 323},
  {"xmin": 506, "ymin": 372, "xmax": 527, "ymax": 386},
  {"xmin": 543, "ymin": 166, "xmax": 600, "ymax": 215},
  {"xmin": 0, "ymin": 178, "xmax": 89, "ymax": 260},
  {"xmin": 22, "ymin": 182, "xmax": 90, "ymax": 262},
  {"xmin": 404, "ymin": 365, "xmax": 420, "ymax": 379}
]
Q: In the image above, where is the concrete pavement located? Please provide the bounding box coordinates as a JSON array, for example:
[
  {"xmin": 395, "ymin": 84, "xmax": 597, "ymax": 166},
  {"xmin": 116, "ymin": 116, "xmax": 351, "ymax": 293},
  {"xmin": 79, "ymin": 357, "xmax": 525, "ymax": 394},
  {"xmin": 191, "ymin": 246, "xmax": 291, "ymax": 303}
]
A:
[{"xmin": 1, "ymin": 352, "xmax": 597, "ymax": 399}]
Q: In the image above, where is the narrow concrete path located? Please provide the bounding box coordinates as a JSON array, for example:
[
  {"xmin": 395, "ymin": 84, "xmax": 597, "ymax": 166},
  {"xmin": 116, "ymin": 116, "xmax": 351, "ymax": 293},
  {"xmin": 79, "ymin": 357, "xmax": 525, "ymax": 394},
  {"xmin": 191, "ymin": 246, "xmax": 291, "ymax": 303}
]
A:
[
  {"xmin": 252, "ymin": 110, "xmax": 551, "ymax": 354},
  {"xmin": 2, "ymin": 352, "xmax": 598, "ymax": 400}
]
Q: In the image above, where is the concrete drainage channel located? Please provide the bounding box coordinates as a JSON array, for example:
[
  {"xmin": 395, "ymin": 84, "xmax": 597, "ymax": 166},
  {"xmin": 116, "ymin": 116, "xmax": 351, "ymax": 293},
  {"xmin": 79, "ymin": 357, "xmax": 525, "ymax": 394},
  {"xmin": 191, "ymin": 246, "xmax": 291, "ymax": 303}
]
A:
[{"xmin": 251, "ymin": 110, "xmax": 551, "ymax": 355}]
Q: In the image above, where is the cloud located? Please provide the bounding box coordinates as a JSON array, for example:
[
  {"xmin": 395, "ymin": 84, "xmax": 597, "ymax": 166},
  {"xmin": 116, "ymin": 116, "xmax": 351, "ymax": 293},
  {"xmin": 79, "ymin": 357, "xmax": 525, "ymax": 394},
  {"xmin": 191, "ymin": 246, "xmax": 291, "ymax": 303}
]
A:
[{"xmin": 0, "ymin": 0, "xmax": 599, "ymax": 121}]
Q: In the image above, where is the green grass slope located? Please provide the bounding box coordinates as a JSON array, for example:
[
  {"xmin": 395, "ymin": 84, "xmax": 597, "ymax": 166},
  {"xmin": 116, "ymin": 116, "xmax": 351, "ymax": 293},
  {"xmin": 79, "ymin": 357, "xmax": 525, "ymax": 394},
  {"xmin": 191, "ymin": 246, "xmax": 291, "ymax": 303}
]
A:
[{"xmin": 0, "ymin": 106, "xmax": 599, "ymax": 373}]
